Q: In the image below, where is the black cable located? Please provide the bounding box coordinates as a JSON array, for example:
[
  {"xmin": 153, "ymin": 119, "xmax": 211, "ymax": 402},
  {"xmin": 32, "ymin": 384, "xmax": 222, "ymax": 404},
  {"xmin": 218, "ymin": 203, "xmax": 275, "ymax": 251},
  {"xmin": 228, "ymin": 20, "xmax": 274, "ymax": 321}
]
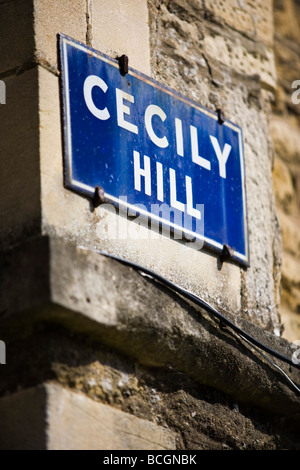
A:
[
  {"xmin": 79, "ymin": 246, "xmax": 300, "ymax": 393},
  {"xmin": 239, "ymin": 335, "xmax": 300, "ymax": 394}
]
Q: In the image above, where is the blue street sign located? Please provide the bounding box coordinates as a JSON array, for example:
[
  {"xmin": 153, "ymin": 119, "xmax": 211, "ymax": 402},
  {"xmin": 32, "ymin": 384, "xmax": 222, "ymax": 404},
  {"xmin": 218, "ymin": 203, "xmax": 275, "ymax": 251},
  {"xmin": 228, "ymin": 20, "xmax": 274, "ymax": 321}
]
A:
[{"xmin": 59, "ymin": 34, "xmax": 249, "ymax": 267}]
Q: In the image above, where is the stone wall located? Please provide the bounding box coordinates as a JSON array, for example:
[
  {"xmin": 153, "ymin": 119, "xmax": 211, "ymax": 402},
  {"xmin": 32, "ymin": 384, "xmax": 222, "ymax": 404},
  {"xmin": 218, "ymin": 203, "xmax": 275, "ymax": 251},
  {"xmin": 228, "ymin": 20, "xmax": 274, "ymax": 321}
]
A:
[
  {"xmin": 148, "ymin": 0, "xmax": 282, "ymax": 332},
  {"xmin": 271, "ymin": 0, "xmax": 300, "ymax": 341}
]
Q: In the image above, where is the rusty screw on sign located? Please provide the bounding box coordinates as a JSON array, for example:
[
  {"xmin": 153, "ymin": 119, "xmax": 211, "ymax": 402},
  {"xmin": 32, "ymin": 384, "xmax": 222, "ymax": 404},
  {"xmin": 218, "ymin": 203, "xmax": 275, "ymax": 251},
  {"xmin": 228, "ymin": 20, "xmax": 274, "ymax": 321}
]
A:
[
  {"xmin": 220, "ymin": 244, "xmax": 234, "ymax": 264},
  {"xmin": 92, "ymin": 186, "xmax": 105, "ymax": 207},
  {"xmin": 117, "ymin": 54, "xmax": 129, "ymax": 76},
  {"xmin": 216, "ymin": 108, "xmax": 225, "ymax": 125}
]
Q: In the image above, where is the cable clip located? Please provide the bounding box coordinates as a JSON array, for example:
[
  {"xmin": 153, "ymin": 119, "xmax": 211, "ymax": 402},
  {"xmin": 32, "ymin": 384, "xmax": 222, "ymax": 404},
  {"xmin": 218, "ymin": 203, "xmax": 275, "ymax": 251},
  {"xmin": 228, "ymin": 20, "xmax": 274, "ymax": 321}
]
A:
[
  {"xmin": 216, "ymin": 108, "xmax": 225, "ymax": 125},
  {"xmin": 220, "ymin": 244, "xmax": 234, "ymax": 264}
]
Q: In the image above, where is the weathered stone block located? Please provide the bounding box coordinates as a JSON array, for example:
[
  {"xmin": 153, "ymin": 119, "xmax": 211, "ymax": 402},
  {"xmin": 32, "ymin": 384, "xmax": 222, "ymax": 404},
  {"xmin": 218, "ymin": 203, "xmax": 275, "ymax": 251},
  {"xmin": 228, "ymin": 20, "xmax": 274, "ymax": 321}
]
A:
[
  {"xmin": 90, "ymin": 0, "xmax": 151, "ymax": 75},
  {"xmin": 204, "ymin": 0, "xmax": 274, "ymax": 46},
  {"xmin": 273, "ymin": 157, "xmax": 297, "ymax": 214},
  {"xmin": 277, "ymin": 209, "xmax": 300, "ymax": 257},
  {"xmin": 0, "ymin": 383, "xmax": 176, "ymax": 450},
  {"xmin": 270, "ymin": 116, "xmax": 300, "ymax": 164},
  {"xmin": 275, "ymin": 40, "xmax": 300, "ymax": 96},
  {"xmin": 203, "ymin": 34, "xmax": 276, "ymax": 90},
  {"xmin": 289, "ymin": 164, "xmax": 300, "ymax": 209},
  {"xmin": 280, "ymin": 304, "xmax": 300, "ymax": 343},
  {"xmin": 274, "ymin": 0, "xmax": 300, "ymax": 41},
  {"xmin": 281, "ymin": 252, "xmax": 300, "ymax": 312},
  {"xmin": 38, "ymin": 67, "xmax": 95, "ymax": 243},
  {"xmin": 34, "ymin": 0, "xmax": 86, "ymax": 68}
]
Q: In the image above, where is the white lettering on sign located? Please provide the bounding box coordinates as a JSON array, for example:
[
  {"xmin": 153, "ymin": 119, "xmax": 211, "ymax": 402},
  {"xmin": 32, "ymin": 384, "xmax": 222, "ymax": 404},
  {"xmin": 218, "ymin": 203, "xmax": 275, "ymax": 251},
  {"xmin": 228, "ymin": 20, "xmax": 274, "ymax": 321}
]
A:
[
  {"xmin": 156, "ymin": 161, "xmax": 164, "ymax": 202},
  {"xmin": 170, "ymin": 168, "xmax": 185, "ymax": 213},
  {"xmin": 133, "ymin": 151, "xmax": 151, "ymax": 196},
  {"xmin": 83, "ymin": 74, "xmax": 232, "ymax": 216},
  {"xmin": 83, "ymin": 75, "xmax": 110, "ymax": 120},
  {"xmin": 144, "ymin": 104, "xmax": 169, "ymax": 148},
  {"xmin": 210, "ymin": 136, "xmax": 232, "ymax": 179},
  {"xmin": 175, "ymin": 118, "xmax": 184, "ymax": 157},
  {"xmin": 186, "ymin": 175, "xmax": 201, "ymax": 219},
  {"xmin": 116, "ymin": 89, "xmax": 138, "ymax": 134},
  {"xmin": 190, "ymin": 125, "xmax": 211, "ymax": 171}
]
